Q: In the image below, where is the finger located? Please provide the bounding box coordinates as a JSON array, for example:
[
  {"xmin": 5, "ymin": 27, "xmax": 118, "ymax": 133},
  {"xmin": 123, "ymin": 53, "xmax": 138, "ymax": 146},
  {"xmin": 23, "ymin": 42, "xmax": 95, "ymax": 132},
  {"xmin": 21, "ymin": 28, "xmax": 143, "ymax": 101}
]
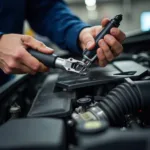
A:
[
  {"xmin": 111, "ymin": 48, "xmax": 120, "ymax": 57},
  {"xmin": 97, "ymin": 48, "xmax": 108, "ymax": 67},
  {"xmin": 6, "ymin": 59, "xmax": 36, "ymax": 74},
  {"xmin": 104, "ymin": 34, "xmax": 123, "ymax": 55},
  {"xmin": 98, "ymin": 39, "xmax": 114, "ymax": 62},
  {"xmin": 39, "ymin": 62, "xmax": 49, "ymax": 72},
  {"xmin": 8, "ymin": 65, "xmax": 36, "ymax": 75},
  {"xmin": 2, "ymin": 61, "xmax": 35, "ymax": 75},
  {"xmin": 101, "ymin": 18, "xmax": 110, "ymax": 27},
  {"xmin": 21, "ymin": 35, "xmax": 54, "ymax": 54},
  {"xmin": 0, "ymin": 58, "xmax": 16, "ymax": 74},
  {"xmin": 91, "ymin": 26, "xmax": 103, "ymax": 37},
  {"xmin": 97, "ymin": 48, "xmax": 105, "ymax": 61},
  {"xmin": 99, "ymin": 59, "xmax": 108, "ymax": 67},
  {"xmin": 17, "ymin": 63, "xmax": 36, "ymax": 74},
  {"xmin": 81, "ymin": 33, "xmax": 95, "ymax": 50},
  {"xmin": 0, "ymin": 52, "xmax": 37, "ymax": 74},
  {"xmin": 0, "ymin": 61, "xmax": 7, "ymax": 74},
  {"xmin": 110, "ymin": 28, "xmax": 126, "ymax": 42}
]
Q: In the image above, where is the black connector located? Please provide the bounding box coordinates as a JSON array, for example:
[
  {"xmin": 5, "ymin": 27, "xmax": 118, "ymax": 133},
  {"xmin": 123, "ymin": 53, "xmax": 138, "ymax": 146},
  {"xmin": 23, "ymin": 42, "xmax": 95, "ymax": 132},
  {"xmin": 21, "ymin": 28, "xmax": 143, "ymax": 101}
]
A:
[{"xmin": 28, "ymin": 49, "xmax": 58, "ymax": 68}]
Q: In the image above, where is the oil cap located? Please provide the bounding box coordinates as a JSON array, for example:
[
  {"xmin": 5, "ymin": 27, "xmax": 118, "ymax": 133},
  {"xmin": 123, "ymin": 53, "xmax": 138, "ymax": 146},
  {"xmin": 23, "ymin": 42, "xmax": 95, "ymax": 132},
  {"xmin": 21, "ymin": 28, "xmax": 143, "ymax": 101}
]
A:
[
  {"xmin": 76, "ymin": 120, "xmax": 109, "ymax": 134},
  {"xmin": 77, "ymin": 97, "xmax": 92, "ymax": 107}
]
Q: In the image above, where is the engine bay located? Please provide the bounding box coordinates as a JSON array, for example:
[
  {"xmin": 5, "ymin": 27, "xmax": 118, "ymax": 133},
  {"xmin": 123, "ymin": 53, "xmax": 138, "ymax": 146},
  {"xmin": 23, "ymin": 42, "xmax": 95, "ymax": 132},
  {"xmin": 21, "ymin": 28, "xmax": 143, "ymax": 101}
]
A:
[{"xmin": 0, "ymin": 31, "xmax": 150, "ymax": 150}]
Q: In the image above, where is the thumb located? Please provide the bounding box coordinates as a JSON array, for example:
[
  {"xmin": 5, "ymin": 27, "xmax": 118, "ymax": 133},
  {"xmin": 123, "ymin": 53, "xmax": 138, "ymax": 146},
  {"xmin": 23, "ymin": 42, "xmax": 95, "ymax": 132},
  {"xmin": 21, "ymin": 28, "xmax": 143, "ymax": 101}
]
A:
[
  {"xmin": 21, "ymin": 35, "xmax": 54, "ymax": 54},
  {"xmin": 101, "ymin": 18, "xmax": 110, "ymax": 27},
  {"xmin": 83, "ymin": 33, "xmax": 95, "ymax": 50}
]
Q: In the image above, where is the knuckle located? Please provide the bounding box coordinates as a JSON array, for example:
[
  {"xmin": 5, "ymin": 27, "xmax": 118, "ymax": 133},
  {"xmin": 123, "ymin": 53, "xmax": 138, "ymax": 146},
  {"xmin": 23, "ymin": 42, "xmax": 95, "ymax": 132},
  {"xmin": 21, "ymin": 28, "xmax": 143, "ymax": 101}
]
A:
[
  {"xmin": 8, "ymin": 60, "xmax": 16, "ymax": 69},
  {"xmin": 97, "ymin": 49, "xmax": 105, "ymax": 61},
  {"xmin": 104, "ymin": 35, "xmax": 108, "ymax": 41},
  {"xmin": 14, "ymin": 50, "xmax": 24, "ymax": 60},
  {"xmin": 24, "ymin": 35, "xmax": 32, "ymax": 43},
  {"xmin": 5, "ymin": 68, "xmax": 12, "ymax": 74},
  {"xmin": 105, "ymin": 35, "xmax": 117, "ymax": 46},
  {"xmin": 104, "ymin": 34, "xmax": 110, "ymax": 40},
  {"xmin": 39, "ymin": 42, "xmax": 45, "ymax": 47},
  {"xmin": 99, "ymin": 40, "xmax": 105, "ymax": 47},
  {"xmin": 110, "ymin": 39, "xmax": 117, "ymax": 46},
  {"xmin": 103, "ymin": 47, "xmax": 110, "ymax": 53},
  {"xmin": 32, "ymin": 63, "xmax": 40, "ymax": 72}
]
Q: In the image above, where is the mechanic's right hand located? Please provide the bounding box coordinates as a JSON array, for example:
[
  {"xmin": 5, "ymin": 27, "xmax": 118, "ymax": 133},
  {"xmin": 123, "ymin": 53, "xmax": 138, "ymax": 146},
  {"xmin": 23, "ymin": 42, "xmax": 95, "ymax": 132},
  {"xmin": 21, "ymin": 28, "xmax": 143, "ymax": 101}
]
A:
[{"xmin": 0, "ymin": 34, "xmax": 53, "ymax": 74}]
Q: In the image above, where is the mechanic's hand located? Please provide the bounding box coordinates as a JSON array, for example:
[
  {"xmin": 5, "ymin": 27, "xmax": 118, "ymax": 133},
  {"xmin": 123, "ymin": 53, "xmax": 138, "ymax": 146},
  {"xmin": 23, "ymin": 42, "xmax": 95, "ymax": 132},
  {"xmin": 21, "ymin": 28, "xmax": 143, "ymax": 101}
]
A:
[
  {"xmin": 79, "ymin": 18, "xmax": 126, "ymax": 67},
  {"xmin": 0, "ymin": 34, "xmax": 53, "ymax": 74}
]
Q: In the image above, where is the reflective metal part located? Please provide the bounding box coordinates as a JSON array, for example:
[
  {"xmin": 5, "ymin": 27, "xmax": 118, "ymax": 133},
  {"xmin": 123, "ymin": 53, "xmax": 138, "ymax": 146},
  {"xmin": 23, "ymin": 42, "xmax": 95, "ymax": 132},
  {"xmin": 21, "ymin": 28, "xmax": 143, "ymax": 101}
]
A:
[
  {"xmin": 55, "ymin": 57, "xmax": 87, "ymax": 75},
  {"xmin": 67, "ymin": 120, "xmax": 74, "ymax": 126},
  {"xmin": 83, "ymin": 54, "xmax": 97, "ymax": 63},
  {"xmin": 88, "ymin": 106, "xmax": 109, "ymax": 122},
  {"xmin": 77, "ymin": 54, "xmax": 97, "ymax": 74},
  {"xmin": 72, "ymin": 106, "xmax": 108, "ymax": 124}
]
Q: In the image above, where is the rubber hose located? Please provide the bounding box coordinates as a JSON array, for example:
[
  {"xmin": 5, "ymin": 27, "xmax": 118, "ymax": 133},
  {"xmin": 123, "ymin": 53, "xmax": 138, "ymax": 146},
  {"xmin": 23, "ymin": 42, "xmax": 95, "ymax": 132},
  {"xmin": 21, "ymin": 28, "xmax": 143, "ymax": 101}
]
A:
[{"xmin": 98, "ymin": 81, "xmax": 150, "ymax": 125}]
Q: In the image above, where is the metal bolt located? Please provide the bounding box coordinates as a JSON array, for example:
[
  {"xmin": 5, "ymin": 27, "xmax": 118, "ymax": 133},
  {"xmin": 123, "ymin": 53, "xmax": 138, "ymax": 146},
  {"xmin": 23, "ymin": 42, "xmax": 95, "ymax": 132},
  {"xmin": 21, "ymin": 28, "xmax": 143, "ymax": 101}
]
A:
[
  {"xmin": 67, "ymin": 120, "xmax": 74, "ymax": 126},
  {"xmin": 9, "ymin": 105, "xmax": 21, "ymax": 114}
]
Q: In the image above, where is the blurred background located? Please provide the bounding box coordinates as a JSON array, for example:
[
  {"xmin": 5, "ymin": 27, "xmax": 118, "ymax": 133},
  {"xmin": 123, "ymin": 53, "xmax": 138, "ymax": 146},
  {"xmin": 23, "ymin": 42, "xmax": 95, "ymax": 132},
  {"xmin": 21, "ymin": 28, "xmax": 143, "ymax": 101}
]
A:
[
  {"xmin": 24, "ymin": 0, "xmax": 150, "ymax": 48},
  {"xmin": 64, "ymin": 0, "xmax": 150, "ymax": 33}
]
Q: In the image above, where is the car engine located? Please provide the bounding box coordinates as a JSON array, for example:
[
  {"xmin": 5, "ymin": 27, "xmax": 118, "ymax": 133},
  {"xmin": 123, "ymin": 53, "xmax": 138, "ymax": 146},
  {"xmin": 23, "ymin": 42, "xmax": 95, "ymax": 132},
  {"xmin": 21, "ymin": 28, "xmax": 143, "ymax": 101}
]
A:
[{"xmin": 0, "ymin": 31, "xmax": 150, "ymax": 150}]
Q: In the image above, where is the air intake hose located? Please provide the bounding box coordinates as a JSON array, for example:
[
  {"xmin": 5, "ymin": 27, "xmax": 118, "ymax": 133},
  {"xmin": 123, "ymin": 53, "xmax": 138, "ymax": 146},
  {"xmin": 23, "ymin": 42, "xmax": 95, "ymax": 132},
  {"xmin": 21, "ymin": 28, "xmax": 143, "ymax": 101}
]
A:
[{"xmin": 98, "ymin": 80, "xmax": 150, "ymax": 125}]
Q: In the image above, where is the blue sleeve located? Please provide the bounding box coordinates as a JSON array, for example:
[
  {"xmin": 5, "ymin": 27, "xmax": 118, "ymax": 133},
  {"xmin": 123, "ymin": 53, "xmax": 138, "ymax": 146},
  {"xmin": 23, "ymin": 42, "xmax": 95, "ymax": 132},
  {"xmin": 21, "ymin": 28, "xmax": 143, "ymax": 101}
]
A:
[
  {"xmin": 26, "ymin": 0, "xmax": 90, "ymax": 54},
  {"xmin": 0, "ymin": 32, "xmax": 4, "ymax": 36}
]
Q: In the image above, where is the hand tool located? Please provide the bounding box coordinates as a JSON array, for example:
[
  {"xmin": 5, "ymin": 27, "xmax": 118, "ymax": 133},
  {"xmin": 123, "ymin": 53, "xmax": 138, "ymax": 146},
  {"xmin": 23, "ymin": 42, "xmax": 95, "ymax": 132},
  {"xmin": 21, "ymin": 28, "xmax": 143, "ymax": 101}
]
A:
[
  {"xmin": 28, "ymin": 14, "xmax": 123, "ymax": 75},
  {"xmin": 28, "ymin": 49, "xmax": 86, "ymax": 74},
  {"xmin": 78, "ymin": 14, "xmax": 123, "ymax": 74}
]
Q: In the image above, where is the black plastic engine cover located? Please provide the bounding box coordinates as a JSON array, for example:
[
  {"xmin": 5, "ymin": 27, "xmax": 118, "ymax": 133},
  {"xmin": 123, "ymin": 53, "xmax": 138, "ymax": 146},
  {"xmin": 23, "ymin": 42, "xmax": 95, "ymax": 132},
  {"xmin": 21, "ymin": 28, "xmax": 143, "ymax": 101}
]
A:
[
  {"xmin": 0, "ymin": 118, "xmax": 66, "ymax": 150},
  {"xmin": 77, "ymin": 129, "xmax": 150, "ymax": 150},
  {"xmin": 57, "ymin": 61, "xmax": 148, "ymax": 90},
  {"xmin": 27, "ymin": 91, "xmax": 73, "ymax": 118},
  {"xmin": 27, "ymin": 72, "xmax": 73, "ymax": 118}
]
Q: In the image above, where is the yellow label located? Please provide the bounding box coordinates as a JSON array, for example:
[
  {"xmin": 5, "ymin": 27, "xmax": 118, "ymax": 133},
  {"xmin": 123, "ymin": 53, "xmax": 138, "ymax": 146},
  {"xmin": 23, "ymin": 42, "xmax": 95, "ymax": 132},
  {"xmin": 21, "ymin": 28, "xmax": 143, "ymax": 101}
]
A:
[
  {"xmin": 80, "ymin": 112, "xmax": 96, "ymax": 121},
  {"xmin": 84, "ymin": 121, "xmax": 101, "ymax": 129}
]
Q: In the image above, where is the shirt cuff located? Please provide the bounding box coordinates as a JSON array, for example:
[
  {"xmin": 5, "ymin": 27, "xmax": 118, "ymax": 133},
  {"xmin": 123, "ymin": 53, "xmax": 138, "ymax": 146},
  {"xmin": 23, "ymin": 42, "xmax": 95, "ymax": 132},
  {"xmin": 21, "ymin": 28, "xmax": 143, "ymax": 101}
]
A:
[
  {"xmin": 66, "ymin": 22, "xmax": 91, "ymax": 55},
  {"xmin": 0, "ymin": 32, "xmax": 4, "ymax": 38}
]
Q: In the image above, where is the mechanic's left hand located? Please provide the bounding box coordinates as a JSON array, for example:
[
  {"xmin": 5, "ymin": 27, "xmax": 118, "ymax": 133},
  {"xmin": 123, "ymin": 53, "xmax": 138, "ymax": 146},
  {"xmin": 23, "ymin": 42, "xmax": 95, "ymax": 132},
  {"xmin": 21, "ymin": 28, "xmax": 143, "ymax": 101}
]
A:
[{"xmin": 79, "ymin": 18, "xmax": 126, "ymax": 67}]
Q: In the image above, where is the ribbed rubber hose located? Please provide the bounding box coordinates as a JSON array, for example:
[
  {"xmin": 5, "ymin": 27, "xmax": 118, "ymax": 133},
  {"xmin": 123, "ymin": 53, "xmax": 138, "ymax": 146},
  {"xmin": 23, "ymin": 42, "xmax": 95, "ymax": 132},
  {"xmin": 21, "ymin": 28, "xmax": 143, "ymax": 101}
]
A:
[{"xmin": 98, "ymin": 81, "xmax": 150, "ymax": 125}]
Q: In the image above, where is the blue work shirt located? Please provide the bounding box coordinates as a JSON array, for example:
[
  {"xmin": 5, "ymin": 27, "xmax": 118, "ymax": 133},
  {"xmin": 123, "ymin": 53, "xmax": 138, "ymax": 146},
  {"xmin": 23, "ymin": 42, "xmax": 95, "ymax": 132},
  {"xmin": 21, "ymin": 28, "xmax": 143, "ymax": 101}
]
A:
[{"xmin": 0, "ymin": 0, "xmax": 89, "ymax": 84}]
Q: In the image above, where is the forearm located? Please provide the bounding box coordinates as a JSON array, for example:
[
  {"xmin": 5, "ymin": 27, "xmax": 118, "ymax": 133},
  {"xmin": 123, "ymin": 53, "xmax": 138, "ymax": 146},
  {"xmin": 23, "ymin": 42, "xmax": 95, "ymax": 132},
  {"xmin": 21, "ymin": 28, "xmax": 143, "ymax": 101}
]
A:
[{"xmin": 26, "ymin": 0, "xmax": 90, "ymax": 54}]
